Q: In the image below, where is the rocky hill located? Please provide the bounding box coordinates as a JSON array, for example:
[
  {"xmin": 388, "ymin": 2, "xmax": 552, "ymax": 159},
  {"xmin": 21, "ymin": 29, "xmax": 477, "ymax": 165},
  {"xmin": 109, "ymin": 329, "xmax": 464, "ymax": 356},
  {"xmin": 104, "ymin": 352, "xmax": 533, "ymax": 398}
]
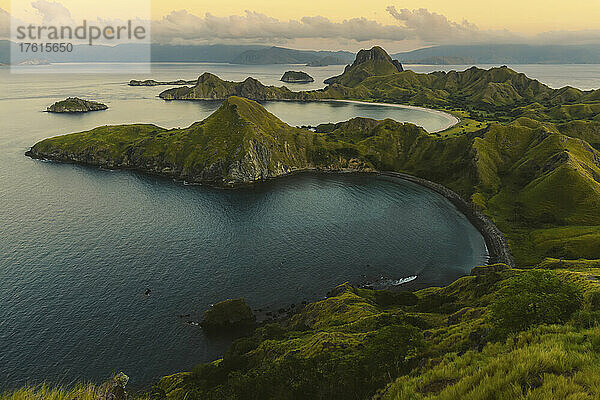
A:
[
  {"xmin": 280, "ymin": 71, "xmax": 314, "ymax": 83},
  {"xmin": 159, "ymin": 73, "xmax": 310, "ymax": 101},
  {"xmin": 27, "ymin": 97, "xmax": 376, "ymax": 185},
  {"xmin": 323, "ymin": 46, "xmax": 404, "ymax": 86}
]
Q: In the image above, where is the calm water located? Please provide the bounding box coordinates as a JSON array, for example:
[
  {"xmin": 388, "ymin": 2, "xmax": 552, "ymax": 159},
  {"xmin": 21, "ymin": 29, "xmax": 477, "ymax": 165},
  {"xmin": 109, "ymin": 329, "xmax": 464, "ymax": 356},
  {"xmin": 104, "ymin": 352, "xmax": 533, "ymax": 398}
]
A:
[{"xmin": 2, "ymin": 62, "xmax": 589, "ymax": 389}]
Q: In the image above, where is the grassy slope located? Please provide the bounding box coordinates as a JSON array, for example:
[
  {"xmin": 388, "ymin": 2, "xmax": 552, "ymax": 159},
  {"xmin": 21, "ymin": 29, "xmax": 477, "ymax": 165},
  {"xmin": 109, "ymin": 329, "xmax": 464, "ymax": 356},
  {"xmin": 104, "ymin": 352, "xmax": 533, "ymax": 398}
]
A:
[
  {"xmin": 469, "ymin": 117, "xmax": 600, "ymax": 264},
  {"xmin": 30, "ymin": 97, "xmax": 332, "ymax": 183},
  {"xmin": 6, "ymin": 263, "xmax": 600, "ymax": 400},
  {"xmin": 381, "ymin": 325, "xmax": 600, "ymax": 400},
  {"xmin": 136, "ymin": 263, "xmax": 600, "ymax": 400}
]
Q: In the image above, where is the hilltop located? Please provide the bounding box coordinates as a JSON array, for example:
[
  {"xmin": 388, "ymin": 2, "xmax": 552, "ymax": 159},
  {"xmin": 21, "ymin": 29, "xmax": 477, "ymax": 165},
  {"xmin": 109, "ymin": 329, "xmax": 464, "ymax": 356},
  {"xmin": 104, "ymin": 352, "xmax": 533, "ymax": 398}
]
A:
[
  {"xmin": 27, "ymin": 97, "xmax": 376, "ymax": 185},
  {"xmin": 323, "ymin": 46, "xmax": 404, "ymax": 86}
]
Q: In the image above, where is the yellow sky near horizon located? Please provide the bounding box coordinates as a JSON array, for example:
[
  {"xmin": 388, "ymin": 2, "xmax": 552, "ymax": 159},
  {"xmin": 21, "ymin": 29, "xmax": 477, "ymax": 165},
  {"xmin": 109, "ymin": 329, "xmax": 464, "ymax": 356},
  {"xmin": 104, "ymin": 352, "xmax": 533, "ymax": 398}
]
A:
[{"xmin": 2, "ymin": 0, "xmax": 599, "ymax": 34}]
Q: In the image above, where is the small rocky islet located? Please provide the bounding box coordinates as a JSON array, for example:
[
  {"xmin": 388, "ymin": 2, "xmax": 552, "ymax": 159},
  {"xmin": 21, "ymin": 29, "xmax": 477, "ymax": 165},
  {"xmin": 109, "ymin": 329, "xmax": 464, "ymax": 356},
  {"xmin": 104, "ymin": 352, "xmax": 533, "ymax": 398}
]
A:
[
  {"xmin": 129, "ymin": 79, "xmax": 197, "ymax": 86},
  {"xmin": 280, "ymin": 70, "xmax": 314, "ymax": 83},
  {"xmin": 201, "ymin": 298, "xmax": 256, "ymax": 331},
  {"xmin": 46, "ymin": 97, "xmax": 108, "ymax": 113}
]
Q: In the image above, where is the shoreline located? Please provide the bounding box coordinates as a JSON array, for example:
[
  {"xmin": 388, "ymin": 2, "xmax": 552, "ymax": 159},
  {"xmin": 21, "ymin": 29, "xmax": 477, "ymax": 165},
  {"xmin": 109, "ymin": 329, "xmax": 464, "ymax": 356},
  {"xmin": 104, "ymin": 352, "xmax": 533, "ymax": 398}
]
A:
[
  {"xmin": 264, "ymin": 169, "xmax": 513, "ymax": 268},
  {"xmin": 157, "ymin": 96, "xmax": 459, "ymax": 134},
  {"xmin": 326, "ymin": 99, "xmax": 460, "ymax": 133},
  {"xmin": 25, "ymin": 148, "xmax": 514, "ymax": 268},
  {"xmin": 377, "ymin": 171, "xmax": 514, "ymax": 268}
]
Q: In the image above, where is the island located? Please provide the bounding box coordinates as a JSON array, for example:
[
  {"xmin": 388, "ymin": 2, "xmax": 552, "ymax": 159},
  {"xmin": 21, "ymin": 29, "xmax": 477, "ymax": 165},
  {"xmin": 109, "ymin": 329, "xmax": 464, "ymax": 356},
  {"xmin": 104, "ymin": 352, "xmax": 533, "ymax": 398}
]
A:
[
  {"xmin": 129, "ymin": 79, "xmax": 198, "ymax": 86},
  {"xmin": 280, "ymin": 71, "xmax": 314, "ymax": 83},
  {"xmin": 19, "ymin": 45, "xmax": 600, "ymax": 400},
  {"xmin": 46, "ymin": 97, "xmax": 108, "ymax": 113}
]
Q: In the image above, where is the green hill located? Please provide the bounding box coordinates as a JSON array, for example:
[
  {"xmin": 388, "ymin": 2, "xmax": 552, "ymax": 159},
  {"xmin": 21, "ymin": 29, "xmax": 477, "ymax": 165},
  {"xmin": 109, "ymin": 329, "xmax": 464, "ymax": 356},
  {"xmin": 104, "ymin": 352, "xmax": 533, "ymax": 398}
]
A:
[
  {"xmin": 28, "ymin": 97, "xmax": 327, "ymax": 184},
  {"xmin": 159, "ymin": 73, "xmax": 307, "ymax": 101}
]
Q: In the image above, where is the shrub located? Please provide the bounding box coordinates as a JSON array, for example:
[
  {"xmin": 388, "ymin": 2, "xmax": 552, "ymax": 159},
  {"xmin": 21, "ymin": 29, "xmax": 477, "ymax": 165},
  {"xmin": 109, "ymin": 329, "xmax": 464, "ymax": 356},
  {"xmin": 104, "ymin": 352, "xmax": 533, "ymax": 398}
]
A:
[
  {"xmin": 490, "ymin": 270, "xmax": 583, "ymax": 336},
  {"xmin": 373, "ymin": 290, "xmax": 418, "ymax": 307},
  {"xmin": 571, "ymin": 310, "xmax": 600, "ymax": 329},
  {"xmin": 586, "ymin": 290, "xmax": 600, "ymax": 311}
]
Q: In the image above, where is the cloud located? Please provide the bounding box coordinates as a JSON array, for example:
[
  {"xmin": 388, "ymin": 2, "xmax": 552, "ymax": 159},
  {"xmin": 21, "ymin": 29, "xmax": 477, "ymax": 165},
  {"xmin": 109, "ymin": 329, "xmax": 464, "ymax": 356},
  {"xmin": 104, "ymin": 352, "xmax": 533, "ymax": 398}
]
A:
[
  {"xmin": 0, "ymin": 8, "xmax": 9, "ymax": 39},
  {"xmin": 151, "ymin": 7, "xmax": 526, "ymax": 47},
  {"xmin": 2, "ymin": 3, "xmax": 600, "ymax": 49},
  {"xmin": 385, "ymin": 6, "xmax": 516, "ymax": 44},
  {"xmin": 30, "ymin": 0, "xmax": 74, "ymax": 25},
  {"xmin": 151, "ymin": 10, "xmax": 412, "ymax": 44}
]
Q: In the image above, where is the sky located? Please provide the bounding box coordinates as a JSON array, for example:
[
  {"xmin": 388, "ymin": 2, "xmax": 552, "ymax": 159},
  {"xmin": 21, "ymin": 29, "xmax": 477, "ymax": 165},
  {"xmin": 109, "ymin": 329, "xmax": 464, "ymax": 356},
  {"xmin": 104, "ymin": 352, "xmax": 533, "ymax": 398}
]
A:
[{"xmin": 2, "ymin": 0, "xmax": 600, "ymax": 51}]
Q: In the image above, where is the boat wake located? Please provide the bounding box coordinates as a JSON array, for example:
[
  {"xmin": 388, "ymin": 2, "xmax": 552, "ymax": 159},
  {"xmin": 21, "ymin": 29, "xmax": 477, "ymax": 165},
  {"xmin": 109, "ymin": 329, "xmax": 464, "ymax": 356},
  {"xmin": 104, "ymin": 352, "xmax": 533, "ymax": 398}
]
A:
[{"xmin": 362, "ymin": 275, "xmax": 418, "ymax": 290}]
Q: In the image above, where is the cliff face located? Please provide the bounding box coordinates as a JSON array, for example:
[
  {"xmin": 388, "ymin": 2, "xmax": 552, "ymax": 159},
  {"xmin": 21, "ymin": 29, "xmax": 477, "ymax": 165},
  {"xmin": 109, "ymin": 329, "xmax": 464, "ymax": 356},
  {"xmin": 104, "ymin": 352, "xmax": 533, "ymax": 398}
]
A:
[{"xmin": 46, "ymin": 97, "xmax": 108, "ymax": 113}]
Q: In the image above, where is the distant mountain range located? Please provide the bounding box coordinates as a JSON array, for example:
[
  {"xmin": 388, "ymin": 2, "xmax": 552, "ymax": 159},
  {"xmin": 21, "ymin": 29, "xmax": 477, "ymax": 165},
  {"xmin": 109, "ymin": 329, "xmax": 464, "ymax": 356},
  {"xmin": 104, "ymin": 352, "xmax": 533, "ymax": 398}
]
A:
[
  {"xmin": 230, "ymin": 47, "xmax": 354, "ymax": 65},
  {"xmin": 392, "ymin": 44, "xmax": 600, "ymax": 64},
  {"xmin": 3, "ymin": 41, "xmax": 600, "ymax": 66},
  {"xmin": 0, "ymin": 41, "xmax": 352, "ymax": 66}
]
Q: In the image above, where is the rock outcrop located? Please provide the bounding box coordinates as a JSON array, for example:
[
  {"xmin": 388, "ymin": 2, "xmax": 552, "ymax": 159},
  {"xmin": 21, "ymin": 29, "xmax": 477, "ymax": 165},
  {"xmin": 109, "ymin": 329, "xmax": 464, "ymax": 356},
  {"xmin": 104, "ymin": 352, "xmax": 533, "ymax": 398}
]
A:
[
  {"xmin": 201, "ymin": 298, "xmax": 256, "ymax": 330},
  {"xmin": 324, "ymin": 46, "xmax": 404, "ymax": 86},
  {"xmin": 46, "ymin": 97, "xmax": 108, "ymax": 113},
  {"xmin": 280, "ymin": 71, "xmax": 314, "ymax": 83}
]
